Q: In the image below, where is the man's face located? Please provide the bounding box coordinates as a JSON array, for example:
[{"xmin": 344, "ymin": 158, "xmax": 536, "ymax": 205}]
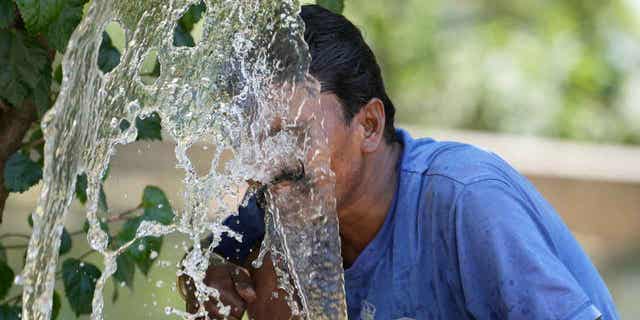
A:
[
  {"xmin": 307, "ymin": 93, "xmax": 362, "ymax": 213},
  {"xmin": 259, "ymin": 80, "xmax": 362, "ymax": 215}
]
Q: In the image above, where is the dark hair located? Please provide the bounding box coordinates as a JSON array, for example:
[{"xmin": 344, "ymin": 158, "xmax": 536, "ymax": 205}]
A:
[{"xmin": 300, "ymin": 5, "xmax": 397, "ymax": 143}]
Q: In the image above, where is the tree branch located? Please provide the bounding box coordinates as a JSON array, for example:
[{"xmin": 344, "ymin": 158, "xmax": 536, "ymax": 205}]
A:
[
  {"xmin": 24, "ymin": 137, "xmax": 45, "ymax": 150},
  {"xmin": 3, "ymin": 294, "xmax": 22, "ymax": 305},
  {"xmin": 106, "ymin": 204, "xmax": 143, "ymax": 223}
]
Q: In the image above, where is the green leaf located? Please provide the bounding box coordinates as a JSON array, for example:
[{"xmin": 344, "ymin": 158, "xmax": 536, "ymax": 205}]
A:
[
  {"xmin": 27, "ymin": 214, "xmax": 33, "ymax": 227},
  {"xmin": 172, "ymin": 0, "xmax": 205, "ymax": 48},
  {"xmin": 98, "ymin": 32, "xmax": 120, "ymax": 73},
  {"xmin": 0, "ymin": 29, "xmax": 51, "ymax": 113},
  {"xmin": 112, "ymin": 251, "xmax": 135, "ymax": 289},
  {"xmin": 29, "ymin": 74, "xmax": 51, "ymax": 117},
  {"xmin": 128, "ymin": 236, "xmax": 162, "ymax": 275},
  {"xmin": 118, "ymin": 119, "xmax": 131, "ymax": 132},
  {"xmin": 3, "ymin": 152, "xmax": 42, "ymax": 193},
  {"xmin": 0, "ymin": 259, "xmax": 14, "ymax": 300},
  {"xmin": 62, "ymin": 258, "xmax": 101, "ymax": 316},
  {"xmin": 33, "ymin": 64, "xmax": 52, "ymax": 117},
  {"xmin": 76, "ymin": 173, "xmax": 108, "ymax": 211},
  {"xmin": 59, "ymin": 228, "xmax": 72, "ymax": 255},
  {"xmin": 0, "ymin": 242, "xmax": 6, "ymax": 263},
  {"xmin": 44, "ymin": 0, "xmax": 87, "ymax": 52},
  {"xmin": 150, "ymin": 58, "xmax": 160, "ymax": 77},
  {"xmin": 316, "ymin": 0, "xmax": 344, "ymax": 14},
  {"xmin": 135, "ymin": 113, "xmax": 162, "ymax": 141},
  {"xmin": 141, "ymin": 186, "xmax": 173, "ymax": 224},
  {"xmin": 14, "ymin": 0, "xmax": 60, "ymax": 33},
  {"xmin": 53, "ymin": 64, "xmax": 62, "ymax": 83},
  {"xmin": 116, "ymin": 218, "xmax": 162, "ymax": 276},
  {"xmin": 116, "ymin": 216, "xmax": 139, "ymax": 244},
  {"xmin": 74, "ymin": 173, "xmax": 88, "ymax": 204},
  {"xmin": 98, "ymin": 185, "xmax": 108, "ymax": 212},
  {"xmin": 113, "ymin": 186, "xmax": 172, "ymax": 276},
  {"xmin": 0, "ymin": 304, "xmax": 20, "ymax": 320},
  {"xmin": 0, "ymin": 0, "xmax": 15, "ymax": 28},
  {"xmin": 82, "ymin": 219, "xmax": 109, "ymax": 235},
  {"xmin": 173, "ymin": 23, "xmax": 195, "ymax": 47},
  {"xmin": 51, "ymin": 291, "xmax": 61, "ymax": 320},
  {"xmin": 178, "ymin": 1, "xmax": 205, "ymax": 32},
  {"xmin": 15, "ymin": 0, "xmax": 87, "ymax": 49}
]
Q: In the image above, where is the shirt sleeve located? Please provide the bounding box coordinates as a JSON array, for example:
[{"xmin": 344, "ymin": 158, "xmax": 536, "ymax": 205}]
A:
[
  {"xmin": 213, "ymin": 195, "xmax": 266, "ymax": 263},
  {"xmin": 454, "ymin": 180, "xmax": 602, "ymax": 320}
]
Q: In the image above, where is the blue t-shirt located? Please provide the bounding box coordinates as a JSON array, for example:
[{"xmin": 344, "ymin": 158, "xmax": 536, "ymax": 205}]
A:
[{"xmin": 218, "ymin": 129, "xmax": 619, "ymax": 320}]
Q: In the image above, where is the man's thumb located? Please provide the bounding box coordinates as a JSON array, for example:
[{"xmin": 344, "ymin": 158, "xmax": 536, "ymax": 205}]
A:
[{"xmin": 230, "ymin": 266, "xmax": 257, "ymax": 303}]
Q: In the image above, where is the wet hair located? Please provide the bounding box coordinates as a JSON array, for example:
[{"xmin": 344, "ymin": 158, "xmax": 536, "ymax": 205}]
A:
[{"xmin": 300, "ymin": 5, "xmax": 397, "ymax": 143}]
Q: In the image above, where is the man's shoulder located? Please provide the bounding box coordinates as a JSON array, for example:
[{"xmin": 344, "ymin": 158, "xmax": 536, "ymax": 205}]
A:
[{"xmin": 401, "ymin": 135, "xmax": 516, "ymax": 186}]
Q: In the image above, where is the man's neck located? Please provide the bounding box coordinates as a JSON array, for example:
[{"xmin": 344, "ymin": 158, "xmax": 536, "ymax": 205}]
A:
[{"xmin": 339, "ymin": 141, "xmax": 403, "ymax": 267}]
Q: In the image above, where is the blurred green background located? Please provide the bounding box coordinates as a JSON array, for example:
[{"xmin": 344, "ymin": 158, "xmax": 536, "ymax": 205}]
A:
[
  {"xmin": 2, "ymin": 0, "xmax": 640, "ymax": 319},
  {"xmin": 338, "ymin": 0, "xmax": 640, "ymax": 146}
]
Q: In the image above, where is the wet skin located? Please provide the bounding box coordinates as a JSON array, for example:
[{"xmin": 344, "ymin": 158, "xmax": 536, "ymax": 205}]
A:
[{"xmin": 182, "ymin": 85, "xmax": 402, "ymax": 319}]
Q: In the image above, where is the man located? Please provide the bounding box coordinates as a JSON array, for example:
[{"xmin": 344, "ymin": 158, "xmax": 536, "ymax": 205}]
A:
[{"xmin": 181, "ymin": 4, "xmax": 619, "ymax": 320}]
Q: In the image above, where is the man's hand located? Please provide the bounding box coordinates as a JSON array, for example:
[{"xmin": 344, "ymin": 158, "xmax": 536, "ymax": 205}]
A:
[
  {"xmin": 180, "ymin": 263, "xmax": 256, "ymax": 320},
  {"xmin": 246, "ymin": 252, "xmax": 298, "ymax": 320},
  {"xmin": 180, "ymin": 252, "xmax": 297, "ymax": 320}
]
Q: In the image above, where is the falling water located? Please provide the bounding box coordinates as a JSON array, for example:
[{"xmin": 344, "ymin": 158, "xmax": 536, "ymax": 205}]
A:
[{"xmin": 20, "ymin": 0, "xmax": 347, "ymax": 319}]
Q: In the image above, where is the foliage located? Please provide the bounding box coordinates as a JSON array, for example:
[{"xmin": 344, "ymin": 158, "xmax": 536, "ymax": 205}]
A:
[
  {"xmin": 15, "ymin": 0, "xmax": 87, "ymax": 52},
  {"xmin": 0, "ymin": 260, "xmax": 13, "ymax": 300},
  {"xmin": 173, "ymin": 1, "xmax": 204, "ymax": 47},
  {"xmin": 0, "ymin": 183, "xmax": 175, "ymax": 318},
  {"xmin": 62, "ymin": 258, "xmax": 101, "ymax": 316},
  {"xmin": 0, "ymin": 0, "xmax": 193, "ymax": 317},
  {"xmin": 0, "ymin": 29, "xmax": 51, "ymax": 116},
  {"xmin": 3, "ymin": 152, "xmax": 41, "ymax": 193},
  {"xmin": 316, "ymin": 0, "xmax": 343, "ymax": 14},
  {"xmin": 0, "ymin": 0, "xmax": 342, "ymax": 317},
  {"xmin": 0, "ymin": 305, "xmax": 20, "ymax": 320},
  {"xmin": 342, "ymin": 0, "xmax": 640, "ymax": 145}
]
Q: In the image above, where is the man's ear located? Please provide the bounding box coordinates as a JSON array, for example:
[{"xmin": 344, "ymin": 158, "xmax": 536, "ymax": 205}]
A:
[{"xmin": 356, "ymin": 98, "xmax": 386, "ymax": 153}]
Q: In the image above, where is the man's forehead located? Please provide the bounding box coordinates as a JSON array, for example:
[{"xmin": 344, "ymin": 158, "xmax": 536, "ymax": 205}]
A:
[
  {"xmin": 266, "ymin": 80, "xmax": 341, "ymax": 120},
  {"xmin": 264, "ymin": 92, "xmax": 343, "ymax": 137}
]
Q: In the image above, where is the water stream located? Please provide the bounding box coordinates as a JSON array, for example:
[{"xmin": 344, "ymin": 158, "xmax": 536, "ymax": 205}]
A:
[{"xmin": 20, "ymin": 0, "xmax": 347, "ymax": 319}]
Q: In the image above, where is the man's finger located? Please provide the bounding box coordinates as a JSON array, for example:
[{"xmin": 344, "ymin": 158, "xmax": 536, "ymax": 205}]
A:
[
  {"xmin": 200, "ymin": 265, "xmax": 248, "ymax": 319},
  {"xmin": 230, "ymin": 266, "xmax": 257, "ymax": 303},
  {"xmin": 202, "ymin": 292, "xmax": 246, "ymax": 320}
]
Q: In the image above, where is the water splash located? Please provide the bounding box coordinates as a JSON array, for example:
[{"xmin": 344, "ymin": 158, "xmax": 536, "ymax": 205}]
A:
[{"xmin": 21, "ymin": 0, "xmax": 346, "ymax": 319}]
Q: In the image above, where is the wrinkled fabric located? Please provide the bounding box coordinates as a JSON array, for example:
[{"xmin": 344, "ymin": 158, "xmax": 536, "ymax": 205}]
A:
[{"xmin": 218, "ymin": 129, "xmax": 618, "ymax": 320}]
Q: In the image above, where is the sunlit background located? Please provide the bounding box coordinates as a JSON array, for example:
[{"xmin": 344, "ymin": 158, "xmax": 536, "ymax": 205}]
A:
[
  {"xmin": 338, "ymin": 1, "xmax": 640, "ymax": 316},
  {"xmin": 2, "ymin": 0, "xmax": 639, "ymax": 318}
]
